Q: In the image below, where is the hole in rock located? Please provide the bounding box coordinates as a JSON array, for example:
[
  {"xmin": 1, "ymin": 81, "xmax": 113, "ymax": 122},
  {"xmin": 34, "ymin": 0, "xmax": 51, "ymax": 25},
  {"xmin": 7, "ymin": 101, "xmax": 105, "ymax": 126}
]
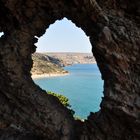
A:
[
  {"xmin": 32, "ymin": 18, "xmax": 104, "ymax": 120},
  {"xmin": 0, "ymin": 32, "xmax": 4, "ymax": 38}
]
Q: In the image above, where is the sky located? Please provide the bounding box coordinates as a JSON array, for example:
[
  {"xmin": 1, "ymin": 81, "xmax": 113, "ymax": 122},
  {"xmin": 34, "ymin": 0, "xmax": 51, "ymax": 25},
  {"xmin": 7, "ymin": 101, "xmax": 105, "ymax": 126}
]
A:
[{"xmin": 35, "ymin": 18, "xmax": 92, "ymax": 53}]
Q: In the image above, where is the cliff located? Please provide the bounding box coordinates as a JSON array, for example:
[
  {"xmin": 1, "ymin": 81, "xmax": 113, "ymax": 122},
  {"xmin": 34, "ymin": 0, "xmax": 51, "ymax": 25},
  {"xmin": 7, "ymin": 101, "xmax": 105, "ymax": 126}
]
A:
[
  {"xmin": 32, "ymin": 53, "xmax": 68, "ymax": 78},
  {"xmin": 47, "ymin": 52, "xmax": 96, "ymax": 66},
  {"xmin": 31, "ymin": 53, "xmax": 95, "ymax": 78}
]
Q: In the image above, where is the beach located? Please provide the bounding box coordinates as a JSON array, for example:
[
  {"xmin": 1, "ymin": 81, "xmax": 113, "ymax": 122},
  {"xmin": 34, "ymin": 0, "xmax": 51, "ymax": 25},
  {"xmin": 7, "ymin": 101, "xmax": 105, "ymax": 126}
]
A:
[{"xmin": 32, "ymin": 73, "xmax": 69, "ymax": 79}]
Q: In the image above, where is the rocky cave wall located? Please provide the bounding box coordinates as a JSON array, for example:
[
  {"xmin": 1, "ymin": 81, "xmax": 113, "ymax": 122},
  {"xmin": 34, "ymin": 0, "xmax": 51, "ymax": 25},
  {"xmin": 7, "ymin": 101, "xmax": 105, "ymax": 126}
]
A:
[{"xmin": 0, "ymin": 0, "xmax": 140, "ymax": 140}]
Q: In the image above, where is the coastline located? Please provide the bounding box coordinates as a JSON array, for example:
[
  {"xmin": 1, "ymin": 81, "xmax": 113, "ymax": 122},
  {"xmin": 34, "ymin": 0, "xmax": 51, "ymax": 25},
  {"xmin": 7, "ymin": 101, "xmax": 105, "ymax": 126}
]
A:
[
  {"xmin": 32, "ymin": 63, "xmax": 96, "ymax": 79},
  {"xmin": 63, "ymin": 62, "xmax": 96, "ymax": 67},
  {"xmin": 32, "ymin": 73, "xmax": 69, "ymax": 79}
]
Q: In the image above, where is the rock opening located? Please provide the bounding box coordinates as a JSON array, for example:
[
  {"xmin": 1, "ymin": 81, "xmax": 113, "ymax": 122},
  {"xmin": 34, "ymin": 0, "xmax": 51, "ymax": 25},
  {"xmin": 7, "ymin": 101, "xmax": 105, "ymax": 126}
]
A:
[
  {"xmin": 0, "ymin": 0, "xmax": 139, "ymax": 140},
  {"xmin": 32, "ymin": 18, "xmax": 103, "ymax": 120}
]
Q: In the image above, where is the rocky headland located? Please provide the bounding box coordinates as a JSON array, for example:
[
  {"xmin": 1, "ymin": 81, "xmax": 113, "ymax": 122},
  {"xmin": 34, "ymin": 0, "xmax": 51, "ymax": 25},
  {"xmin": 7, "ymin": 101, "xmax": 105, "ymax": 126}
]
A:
[
  {"xmin": 31, "ymin": 53, "xmax": 69, "ymax": 78},
  {"xmin": 32, "ymin": 52, "xmax": 96, "ymax": 78}
]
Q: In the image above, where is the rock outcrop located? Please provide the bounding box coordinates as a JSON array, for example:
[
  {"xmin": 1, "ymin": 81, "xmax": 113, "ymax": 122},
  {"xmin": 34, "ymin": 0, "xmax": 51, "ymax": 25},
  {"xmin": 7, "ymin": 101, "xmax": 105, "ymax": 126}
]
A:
[
  {"xmin": 0, "ymin": 0, "xmax": 140, "ymax": 140},
  {"xmin": 32, "ymin": 53, "xmax": 68, "ymax": 77},
  {"xmin": 32, "ymin": 52, "xmax": 95, "ymax": 77}
]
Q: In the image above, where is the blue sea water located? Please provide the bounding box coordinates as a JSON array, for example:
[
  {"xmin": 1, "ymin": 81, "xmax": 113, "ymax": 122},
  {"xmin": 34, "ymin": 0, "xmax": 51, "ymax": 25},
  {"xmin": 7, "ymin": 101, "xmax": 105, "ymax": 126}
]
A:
[{"xmin": 34, "ymin": 64, "xmax": 104, "ymax": 119}]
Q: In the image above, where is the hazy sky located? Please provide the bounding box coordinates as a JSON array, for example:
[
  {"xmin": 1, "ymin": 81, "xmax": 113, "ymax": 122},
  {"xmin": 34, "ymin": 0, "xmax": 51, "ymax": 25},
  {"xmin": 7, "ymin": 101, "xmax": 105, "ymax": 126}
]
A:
[{"xmin": 36, "ymin": 18, "xmax": 92, "ymax": 53}]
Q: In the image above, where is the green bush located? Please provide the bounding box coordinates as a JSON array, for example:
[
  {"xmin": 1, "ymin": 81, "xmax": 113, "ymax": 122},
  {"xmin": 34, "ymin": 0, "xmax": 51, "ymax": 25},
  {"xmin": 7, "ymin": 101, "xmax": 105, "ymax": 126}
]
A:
[
  {"xmin": 47, "ymin": 91, "xmax": 71, "ymax": 107},
  {"xmin": 48, "ymin": 91, "xmax": 82, "ymax": 118},
  {"xmin": 47, "ymin": 91, "xmax": 75, "ymax": 116},
  {"xmin": 74, "ymin": 115, "xmax": 83, "ymax": 121}
]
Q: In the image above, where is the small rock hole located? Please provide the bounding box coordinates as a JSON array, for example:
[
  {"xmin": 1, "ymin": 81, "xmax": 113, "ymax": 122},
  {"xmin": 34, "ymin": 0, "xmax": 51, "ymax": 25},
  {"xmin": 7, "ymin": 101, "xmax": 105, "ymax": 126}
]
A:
[{"xmin": 0, "ymin": 32, "xmax": 4, "ymax": 38}]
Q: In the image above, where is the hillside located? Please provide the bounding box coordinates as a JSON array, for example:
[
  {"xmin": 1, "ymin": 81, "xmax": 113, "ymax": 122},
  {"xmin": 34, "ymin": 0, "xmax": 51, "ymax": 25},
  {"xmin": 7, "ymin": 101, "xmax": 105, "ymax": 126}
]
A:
[
  {"xmin": 31, "ymin": 53, "xmax": 68, "ymax": 78},
  {"xmin": 31, "ymin": 52, "xmax": 96, "ymax": 78},
  {"xmin": 46, "ymin": 52, "xmax": 96, "ymax": 66}
]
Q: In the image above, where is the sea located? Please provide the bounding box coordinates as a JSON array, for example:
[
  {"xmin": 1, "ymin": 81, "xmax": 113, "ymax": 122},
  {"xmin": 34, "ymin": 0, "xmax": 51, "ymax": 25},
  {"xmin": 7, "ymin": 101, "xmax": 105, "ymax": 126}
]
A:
[{"xmin": 34, "ymin": 64, "xmax": 104, "ymax": 119}]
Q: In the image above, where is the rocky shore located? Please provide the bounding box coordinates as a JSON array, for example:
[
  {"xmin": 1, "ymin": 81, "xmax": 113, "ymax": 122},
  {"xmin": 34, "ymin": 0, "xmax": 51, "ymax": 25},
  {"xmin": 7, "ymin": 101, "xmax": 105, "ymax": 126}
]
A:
[
  {"xmin": 31, "ymin": 53, "xmax": 69, "ymax": 78},
  {"xmin": 31, "ymin": 52, "xmax": 95, "ymax": 78}
]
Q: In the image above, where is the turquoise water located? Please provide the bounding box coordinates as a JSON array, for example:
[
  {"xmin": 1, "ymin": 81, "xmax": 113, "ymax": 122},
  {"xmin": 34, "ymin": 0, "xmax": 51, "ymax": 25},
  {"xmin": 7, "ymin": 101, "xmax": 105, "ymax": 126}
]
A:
[{"xmin": 34, "ymin": 64, "xmax": 103, "ymax": 119}]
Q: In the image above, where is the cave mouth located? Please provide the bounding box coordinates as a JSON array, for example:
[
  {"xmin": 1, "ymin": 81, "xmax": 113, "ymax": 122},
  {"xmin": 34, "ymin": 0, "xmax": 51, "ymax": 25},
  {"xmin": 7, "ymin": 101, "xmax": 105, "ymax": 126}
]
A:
[
  {"xmin": 0, "ymin": 0, "xmax": 138, "ymax": 139},
  {"xmin": 32, "ymin": 18, "xmax": 104, "ymax": 120}
]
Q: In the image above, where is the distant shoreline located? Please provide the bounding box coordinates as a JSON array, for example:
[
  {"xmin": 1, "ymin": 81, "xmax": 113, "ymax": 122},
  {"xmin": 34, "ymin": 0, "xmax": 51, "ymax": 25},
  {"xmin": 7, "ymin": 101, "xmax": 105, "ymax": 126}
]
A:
[
  {"xmin": 32, "ymin": 63, "xmax": 96, "ymax": 79},
  {"xmin": 32, "ymin": 73, "xmax": 69, "ymax": 79}
]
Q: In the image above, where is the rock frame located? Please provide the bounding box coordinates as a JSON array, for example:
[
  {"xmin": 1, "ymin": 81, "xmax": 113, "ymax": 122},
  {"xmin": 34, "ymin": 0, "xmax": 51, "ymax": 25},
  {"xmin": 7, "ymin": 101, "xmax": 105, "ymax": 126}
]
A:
[{"xmin": 0, "ymin": 0, "xmax": 140, "ymax": 139}]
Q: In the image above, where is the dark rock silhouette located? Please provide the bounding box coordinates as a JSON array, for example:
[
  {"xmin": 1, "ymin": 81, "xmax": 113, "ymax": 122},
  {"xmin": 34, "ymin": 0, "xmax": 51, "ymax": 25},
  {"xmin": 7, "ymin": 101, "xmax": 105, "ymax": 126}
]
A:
[{"xmin": 0, "ymin": 0, "xmax": 140, "ymax": 140}]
